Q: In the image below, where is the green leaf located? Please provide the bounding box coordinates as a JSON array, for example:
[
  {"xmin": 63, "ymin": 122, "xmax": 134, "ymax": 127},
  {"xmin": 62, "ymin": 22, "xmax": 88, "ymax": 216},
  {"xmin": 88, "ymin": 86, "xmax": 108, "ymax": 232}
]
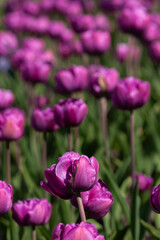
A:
[
  {"xmin": 108, "ymin": 225, "xmax": 129, "ymax": 240},
  {"xmin": 140, "ymin": 219, "xmax": 160, "ymax": 239},
  {"xmin": 37, "ymin": 226, "xmax": 51, "ymax": 240},
  {"xmin": 131, "ymin": 183, "xmax": 140, "ymax": 240}
]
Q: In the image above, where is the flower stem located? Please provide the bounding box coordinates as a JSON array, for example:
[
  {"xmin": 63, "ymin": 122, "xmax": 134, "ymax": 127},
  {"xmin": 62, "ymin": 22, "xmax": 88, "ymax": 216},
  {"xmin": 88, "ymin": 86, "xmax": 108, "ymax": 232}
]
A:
[
  {"xmin": 67, "ymin": 127, "xmax": 71, "ymax": 152},
  {"xmin": 43, "ymin": 132, "xmax": 47, "ymax": 179},
  {"xmin": 77, "ymin": 195, "xmax": 86, "ymax": 222},
  {"xmin": 74, "ymin": 127, "xmax": 79, "ymax": 152},
  {"xmin": 6, "ymin": 141, "xmax": 11, "ymax": 184},
  {"xmin": 32, "ymin": 226, "xmax": 36, "ymax": 240},
  {"xmin": 130, "ymin": 111, "xmax": 135, "ymax": 187}
]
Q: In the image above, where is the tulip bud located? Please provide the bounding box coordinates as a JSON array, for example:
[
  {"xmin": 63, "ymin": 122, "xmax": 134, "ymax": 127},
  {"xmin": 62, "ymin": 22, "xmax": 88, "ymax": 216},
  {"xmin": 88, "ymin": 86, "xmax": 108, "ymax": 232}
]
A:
[
  {"xmin": 71, "ymin": 179, "xmax": 113, "ymax": 219},
  {"xmin": 112, "ymin": 77, "xmax": 150, "ymax": 111},
  {"xmin": 52, "ymin": 222, "xmax": 105, "ymax": 240},
  {"xmin": 54, "ymin": 98, "xmax": 88, "ymax": 128},
  {"xmin": 12, "ymin": 198, "xmax": 52, "ymax": 226},
  {"xmin": 0, "ymin": 180, "xmax": 13, "ymax": 216},
  {"xmin": 150, "ymin": 185, "xmax": 160, "ymax": 213},
  {"xmin": 135, "ymin": 173, "xmax": 153, "ymax": 192},
  {"xmin": 31, "ymin": 107, "xmax": 59, "ymax": 132},
  {"xmin": 41, "ymin": 151, "xmax": 99, "ymax": 199},
  {"xmin": 0, "ymin": 89, "xmax": 14, "ymax": 110},
  {"xmin": 0, "ymin": 108, "xmax": 25, "ymax": 141}
]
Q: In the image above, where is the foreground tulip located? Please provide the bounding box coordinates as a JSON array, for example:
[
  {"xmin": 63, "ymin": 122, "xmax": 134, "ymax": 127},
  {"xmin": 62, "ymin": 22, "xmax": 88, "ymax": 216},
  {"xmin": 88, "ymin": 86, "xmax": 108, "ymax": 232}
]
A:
[
  {"xmin": 135, "ymin": 173, "xmax": 153, "ymax": 192},
  {"xmin": 52, "ymin": 222, "xmax": 105, "ymax": 240},
  {"xmin": 150, "ymin": 185, "xmax": 160, "ymax": 213},
  {"xmin": 12, "ymin": 198, "xmax": 52, "ymax": 226},
  {"xmin": 41, "ymin": 151, "xmax": 99, "ymax": 199},
  {"xmin": 0, "ymin": 89, "xmax": 14, "ymax": 110},
  {"xmin": 0, "ymin": 180, "xmax": 13, "ymax": 216},
  {"xmin": 54, "ymin": 66, "xmax": 88, "ymax": 94},
  {"xmin": 71, "ymin": 179, "xmax": 113, "ymax": 219}
]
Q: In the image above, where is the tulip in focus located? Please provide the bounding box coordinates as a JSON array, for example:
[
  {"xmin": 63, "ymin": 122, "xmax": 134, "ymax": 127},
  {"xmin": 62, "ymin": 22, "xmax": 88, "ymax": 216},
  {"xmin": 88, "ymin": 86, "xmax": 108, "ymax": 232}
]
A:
[
  {"xmin": 112, "ymin": 77, "xmax": 150, "ymax": 110},
  {"xmin": 31, "ymin": 107, "xmax": 59, "ymax": 132},
  {"xmin": 41, "ymin": 151, "xmax": 99, "ymax": 199},
  {"xmin": 54, "ymin": 98, "xmax": 88, "ymax": 128},
  {"xmin": 0, "ymin": 180, "xmax": 13, "ymax": 215},
  {"xmin": 135, "ymin": 173, "xmax": 153, "ymax": 192},
  {"xmin": 0, "ymin": 108, "xmax": 25, "ymax": 141},
  {"xmin": 0, "ymin": 89, "xmax": 14, "ymax": 110},
  {"xmin": 71, "ymin": 179, "xmax": 113, "ymax": 219},
  {"xmin": 12, "ymin": 198, "xmax": 52, "ymax": 226},
  {"xmin": 52, "ymin": 222, "xmax": 105, "ymax": 240}
]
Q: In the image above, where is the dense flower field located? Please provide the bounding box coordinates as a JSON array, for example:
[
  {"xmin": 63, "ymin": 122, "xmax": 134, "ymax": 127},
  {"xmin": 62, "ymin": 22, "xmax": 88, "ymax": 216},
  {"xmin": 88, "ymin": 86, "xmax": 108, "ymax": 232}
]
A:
[{"xmin": 1, "ymin": 0, "xmax": 160, "ymax": 239}]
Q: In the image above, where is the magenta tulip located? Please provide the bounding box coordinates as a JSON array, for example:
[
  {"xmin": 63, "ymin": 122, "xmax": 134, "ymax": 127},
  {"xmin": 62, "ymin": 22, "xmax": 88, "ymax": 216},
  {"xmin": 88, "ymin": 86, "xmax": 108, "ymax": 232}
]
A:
[
  {"xmin": 150, "ymin": 185, "xmax": 160, "ymax": 213},
  {"xmin": 0, "ymin": 89, "xmax": 14, "ymax": 110},
  {"xmin": 0, "ymin": 31, "xmax": 18, "ymax": 57},
  {"xmin": 134, "ymin": 173, "xmax": 153, "ymax": 192},
  {"xmin": 116, "ymin": 43, "xmax": 141, "ymax": 62},
  {"xmin": 22, "ymin": 37, "xmax": 45, "ymax": 52},
  {"xmin": 0, "ymin": 180, "xmax": 13, "ymax": 215}
]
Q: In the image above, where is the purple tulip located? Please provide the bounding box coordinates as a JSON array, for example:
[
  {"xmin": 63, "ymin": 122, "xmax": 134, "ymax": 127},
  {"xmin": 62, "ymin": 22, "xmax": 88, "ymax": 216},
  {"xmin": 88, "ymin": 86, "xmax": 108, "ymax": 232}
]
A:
[
  {"xmin": 0, "ymin": 108, "xmax": 25, "ymax": 141},
  {"xmin": 71, "ymin": 179, "xmax": 113, "ymax": 219},
  {"xmin": 100, "ymin": 0, "xmax": 125, "ymax": 12},
  {"xmin": 58, "ymin": 41, "xmax": 74, "ymax": 59},
  {"xmin": 150, "ymin": 185, "xmax": 160, "ymax": 213},
  {"xmin": 0, "ymin": 31, "xmax": 18, "ymax": 57},
  {"xmin": 149, "ymin": 41, "xmax": 160, "ymax": 61},
  {"xmin": 54, "ymin": 66, "xmax": 88, "ymax": 94},
  {"xmin": 54, "ymin": 98, "xmax": 88, "ymax": 127},
  {"xmin": 74, "ymin": 40, "xmax": 84, "ymax": 55},
  {"xmin": 40, "ymin": 0, "xmax": 56, "ymax": 13},
  {"xmin": 48, "ymin": 21, "xmax": 66, "ymax": 39},
  {"xmin": 89, "ymin": 67, "xmax": 119, "ymax": 98},
  {"xmin": 116, "ymin": 43, "xmax": 141, "ymax": 62},
  {"xmin": 52, "ymin": 222, "xmax": 105, "ymax": 240},
  {"xmin": 22, "ymin": 37, "xmax": 45, "ymax": 52},
  {"xmin": 81, "ymin": 30, "xmax": 111, "ymax": 55},
  {"xmin": 118, "ymin": 7, "xmax": 150, "ymax": 37},
  {"xmin": 41, "ymin": 151, "xmax": 99, "ymax": 199},
  {"xmin": 59, "ymin": 28, "xmax": 75, "ymax": 43},
  {"xmin": 5, "ymin": 11, "xmax": 26, "ymax": 32},
  {"xmin": 141, "ymin": 22, "xmax": 160, "ymax": 43},
  {"xmin": 95, "ymin": 14, "xmax": 111, "ymax": 32},
  {"xmin": 112, "ymin": 77, "xmax": 150, "ymax": 111},
  {"xmin": 22, "ymin": 1, "xmax": 40, "ymax": 16},
  {"xmin": 31, "ymin": 107, "xmax": 59, "ymax": 132},
  {"xmin": 31, "ymin": 16, "xmax": 50, "ymax": 35},
  {"xmin": 0, "ymin": 89, "xmax": 14, "ymax": 110},
  {"xmin": 134, "ymin": 173, "xmax": 153, "ymax": 192},
  {"xmin": 0, "ymin": 180, "xmax": 13, "ymax": 215},
  {"xmin": 12, "ymin": 198, "xmax": 52, "ymax": 226},
  {"xmin": 78, "ymin": 0, "xmax": 96, "ymax": 11},
  {"xmin": 34, "ymin": 96, "xmax": 48, "ymax": 109},
  {"xmin": 69, "ymin": 14, "xmax": 95, "ymax": 33},
  {"xmin": 66, "ymin": 2, "xmax": 82, "ymax": 17}
]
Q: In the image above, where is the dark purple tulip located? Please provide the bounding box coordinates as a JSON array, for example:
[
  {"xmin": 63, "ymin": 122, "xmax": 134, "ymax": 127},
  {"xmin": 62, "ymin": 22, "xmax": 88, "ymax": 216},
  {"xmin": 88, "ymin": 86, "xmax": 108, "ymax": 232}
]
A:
[
  {"xmin": 12, "ymin": 198, "xmax": 52, "ymax": 226},
  {"xmin": 40, "ymin": 0, "xmax": 56, "ymax": 13},
  {"xmin": 89, "ymin": 67, "xmax": 119, "ymax": 98},
  {"xmin": 71, "ymin": 179, "xmax": 113, "ymax": 219},
  {"xmin": 52, "ymin": 222, "xmax": 105, "ymax": 240},
  {"xmin": 31, "ymin": 107, "xmax": 59, "ymax": 132},
  {"xmin": 66, "ymin": 2, "xmax": 82, "ymax": 17},
  {"xmin": 150, "ymin": 185, "xmax": 160, "ymax": 213},
  {"xmin": 48, "ymin": 21, "xmax": 66, "ymax": 39},
  {"xmin": 118, "ymin": 7, "xmax": 150, "ymax": 37},
  {"xmin": 134, "ymin": 173, "xmax": 153, "ymax": 192},
  {"xmin": 0, "ymin": 180, "xmax": 13, "ymax": 216},
  {"xmin": 22, "ymin": 37, "xmax": 45, "ymax": 52},
  {"xmin": 112, "ymin": 77, "xmax": 150, "ymax": 111},
  {"xmin": 0, "ymin": 89, "xmax": 14, "ymax": 110},
  {"xmin": 54, "ymin": 98, "xmax": 88, "ymax": 128},
  {"xmin": 0, "ymin": 108, "xmax": 25, "ymax": 141},
  {"xmin": 100, "ymin": 0, "xmax": 125, "ymax": 11},
  {"xmin": 5, "ymin": 11, "xmax": 27, "ymax": 32},
  {"xmin": 54, "ymin": 66, "xmax": 88, "ymax": 94},
  {"xmin": 116, "ymin": 43, "xmax": 141, "ymax": 62},
  {"xmin": 33, "ymin": 96, "xmax": 48, "ymax": 109},
  {"xmin": 149, "ymin": 41, "xmax": 160, "ymax": 61},
  {"xmin": 70, "ymin": 14, "xmax": 95, "ymax": 33},
  {"xmin": 95, "ymin": 14, "xmax": 111, "ymax": 32},
  {"xmin": 58, "ymin": 41, "xmax": 74, "ymax": 59},
  {"xmin": 22, "ymin": 1, "xmax": 40, "ymax": 16},
  {"xmin": 0, "ymin": 31, "xmax": 18, "ymax": 57},
  {"xmin": 12, "ymin": 49, "xmax": 38, "ymax": 69},
  {"xmin": 81, "ymin": 30, "xmax": 111, "ymax": 55},
  {"xmin": 41, "ymin": 151, "xmax": 99, "ymax": 199}
]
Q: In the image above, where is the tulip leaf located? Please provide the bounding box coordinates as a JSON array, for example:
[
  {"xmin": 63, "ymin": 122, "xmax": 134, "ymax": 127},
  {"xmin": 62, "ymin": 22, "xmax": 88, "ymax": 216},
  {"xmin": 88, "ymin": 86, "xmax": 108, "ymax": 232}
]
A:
[
  {"xmin": 140, "ymin": 219, "xmax": 160, "ymax": 239},
  {"xmin": 115, "ymin": 157, "xmax": 130, "ymax": 185},
  {"xmin": 131, "ymin": 183, "xmax": 140, "ymax": 240},
  {"xmin": 108, "ymin": 225, "xmax": 129, "ymax": 240},
  {"xmin": 102, "ymin": 164, "xmax": 130, "ymax": 223},
  {"xmin": 37, "ymin": 226, "xmax": 51, "ymax": 240}
]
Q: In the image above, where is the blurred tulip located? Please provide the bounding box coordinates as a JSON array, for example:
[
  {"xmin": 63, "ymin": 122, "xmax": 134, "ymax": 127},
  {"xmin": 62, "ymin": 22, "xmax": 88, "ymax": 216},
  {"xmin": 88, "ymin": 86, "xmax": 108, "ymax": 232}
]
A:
[
  {"xmin": 81, "ymin": 30, "xmax": 111, "ymax": 55},
  {"xmin": 70, "ymin": 14, "xmax": 95, "ymax": 33},
  {"xmin": 95, "ymin": 13, "xmax": 111, "ymax": 31},
  {"xmin": 112, "ymin": 77, "xmax": 150, "ymax": 110},
  {"xmin": 52, "ymin": 222, "xmax": 105, "ymax": 240},
  {"xmin": 0, "ymin": 31, "xmax": 18, "ymax": 57},
  {"xmin": 100, "ymin": 0, "xmax": 125, "ymax": 12},
  {"xmin": 135, "ymin": 173, "xmax": 153, "ymax": 192},
  {"xmin": 12, "ymin": 198, "xmax": 52, "ymax": 226},
  {"xmin": 22, "ymin": 1, "xmax": 40, "ymax": 16},
  {"xmin": 0, "ymin": 180, "xmax": 13, "ymax": 215},
  {"xmin": 5, "ymin": 11, "xmax": 27, "ymax": 32},
  {"xmin": 0, "ymin": 108, "xmax": 25, "ymax": 141},
  {"xmin": 150, "ymin": 185, "xmax": 160, "ymax": 213},
  {"xmin": 54, "ymin": 98, "xmax": 88, "ymax": 127},
  {"xmin": 0, "ymin": 89, "xmax": 14, "ymax": 110},
  {"xmin": 41, "ymin": 151, "xmax": 99, "ymax": 199},
  {"xmin": 89, "ymin": 67, "xmax": 119, "ymax": 98},
  {"xmin": 74, "ymin": 40, "xmax": 84, "ymax": 55},
  {"xmin": 116, "ymin": 43, "xmax": 141, "ymax": 62},
  {"xmin": 54, "ymin": 66, "xmax": 88, "ymax": 94},
  {"xmin": 48, "ymin": 21, "xmax": 66, "ymax": 39},
  {"xmin": 149, "ymin": 40, "xmax": 160, "ymax": 61},
  {"xmin": 58, "ymin": 41, "xmax": 74, "ymax": 59},
  {"xmin": 22, "ymin": 37, "xmax": 45, "ymax": 52},
  {"xmin": 71, "ymin": 179, "xmax": 113, "ymax": 219},
  {"xmin": 31, "ymin": 107, "xmax": 59, "ymax": 132},
  {"xmin": 34, "ymin": 96, "xmax": 48, "ymax": 109}
]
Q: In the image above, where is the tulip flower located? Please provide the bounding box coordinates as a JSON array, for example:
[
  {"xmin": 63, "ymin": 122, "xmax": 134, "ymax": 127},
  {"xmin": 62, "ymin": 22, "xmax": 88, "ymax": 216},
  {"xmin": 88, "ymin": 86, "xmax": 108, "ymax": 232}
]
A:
[
  {"xmin": 0, "ymin": 89, "xmax": 14, "ymax": 110},
  {"xmin": 22, "ymin": 37, "xmax": 45, "ymax": 52},
  {"xmin": 41, "ymin": 151, "xmax": 99, "ymax": 199},
  {"xmin": 95, "ymin": 13, "xmax": 111, "ymax": 31},
  {"xmin": 112, "ymin": 77, "xmax": 150, "ymax": 186},
  {"xmin": 116, "ymin": 43, "xmax": 141, "ymax": 63},
  {"xmin": 71, "ymin": 179, "xmax": 113, "ymax": 219},
  {"xmin": 100, "ymin": 0, "xmax": 125, "ymax": 12},
  {"xmin": 0, "ymin": 31, "xmax": 18, "ymax": 57},
  {"xmin": 0, "ymin": 180, "xmax": 13, "ymax": 216},
  {"xmin": 150, "ymin": 185, "xmax": 160, "ymax": 213},
  {"xmin": 54, "ymin": 66, "xmax": 88, "ymax": 94},
  {"xmin": 134, "ymin": 173, "xmax": 153, "ymax": 192},
  {"xmin": 52, "ymin": 222, "xmax": 105, "ymax": 240},
  {"xmin": 69, "ymin": 14, "xmax": 95, "ymax": 33},
  {"xmin": 148, "ymin": 40, "xmax": 160, "ymax": 61}
]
